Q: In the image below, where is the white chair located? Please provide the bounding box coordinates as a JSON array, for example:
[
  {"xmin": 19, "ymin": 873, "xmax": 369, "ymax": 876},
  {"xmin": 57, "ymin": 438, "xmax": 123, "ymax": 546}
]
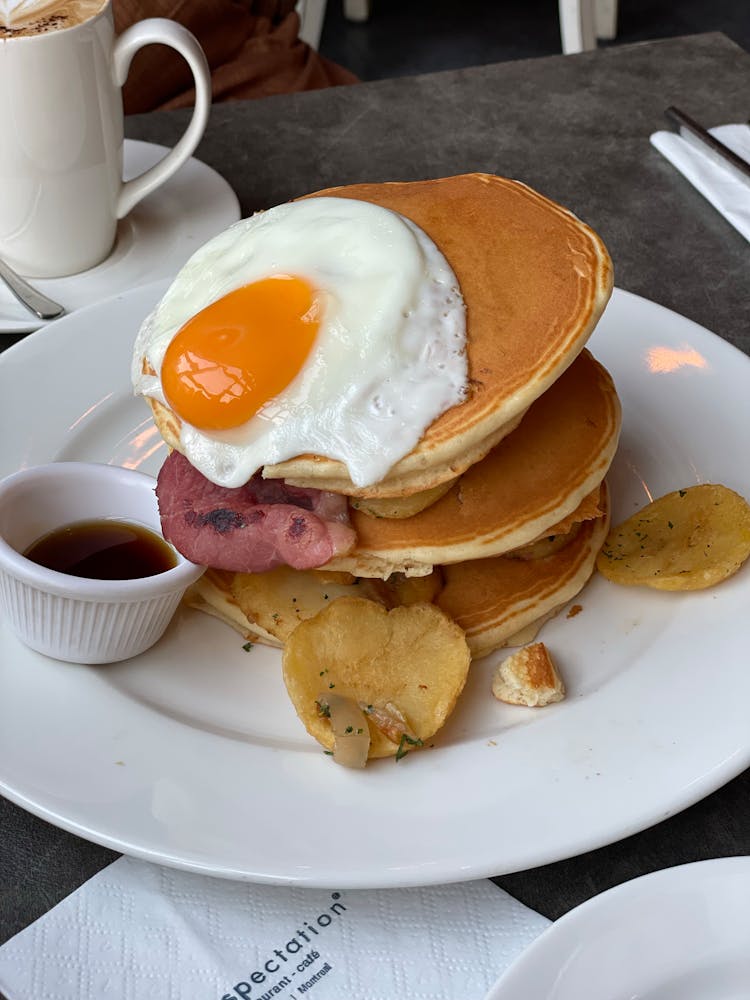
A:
[
  {"xmin": 297, "ymin": 0, "xmax": 373, "ymax": 49},
  {"xmin": 558, "ymin": 0, "xmax": 619, "ymax": 54},
  {"xmin": 343, "ymin": 0, "xmax": 371, "ymax": 21},
  {"xmin": 296, "ymin": 0, "xmax": 328, "ymax": 50},
  {"xmin": 305, "ymin": 1, "xmax": 617, "ymax": 59}
]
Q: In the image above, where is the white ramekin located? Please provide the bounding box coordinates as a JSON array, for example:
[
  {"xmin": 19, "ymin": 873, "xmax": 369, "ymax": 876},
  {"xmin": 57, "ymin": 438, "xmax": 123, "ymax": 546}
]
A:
[{"xmin": 0, "ymin": 462, "xmax": 205, "ymax": 664}]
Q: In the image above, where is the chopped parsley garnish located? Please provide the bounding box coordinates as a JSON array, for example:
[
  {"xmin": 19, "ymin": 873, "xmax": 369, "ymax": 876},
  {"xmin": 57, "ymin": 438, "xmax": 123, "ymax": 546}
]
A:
[
  {"xmin": 242, "ymin": 641, "xmax": 254, "ymax": 652},
  {"xmin": 316, "ymin": 699, "xmax": 331, "ymax": 718},
  {"xmin": 395, "ymin": 733, "xmax": 424, "ymax": 762}
]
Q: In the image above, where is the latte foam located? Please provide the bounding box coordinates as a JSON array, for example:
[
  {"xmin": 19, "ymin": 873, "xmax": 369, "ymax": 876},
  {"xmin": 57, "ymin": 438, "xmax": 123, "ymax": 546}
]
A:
[{"xmin": 0, "ymin": 0, "xmax": 105, "ymax": 36}]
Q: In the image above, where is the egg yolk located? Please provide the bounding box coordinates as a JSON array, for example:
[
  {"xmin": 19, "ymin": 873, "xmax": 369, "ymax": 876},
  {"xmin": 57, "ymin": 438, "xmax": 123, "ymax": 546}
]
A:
[{"xmin": 161, "ymin": 275, "xmax": 321, "ymax": 431}]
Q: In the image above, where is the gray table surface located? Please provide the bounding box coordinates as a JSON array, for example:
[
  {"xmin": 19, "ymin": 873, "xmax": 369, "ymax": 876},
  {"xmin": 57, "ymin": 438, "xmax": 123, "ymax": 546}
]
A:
[{"xmin": 1, "ymin": 31, "xmax": 748, "ymax": 948}]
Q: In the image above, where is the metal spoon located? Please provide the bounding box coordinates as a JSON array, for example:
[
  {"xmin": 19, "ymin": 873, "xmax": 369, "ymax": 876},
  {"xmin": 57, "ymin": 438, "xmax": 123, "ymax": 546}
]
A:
[{"xmin": 0, "ymin": 256, "xmax": 66, "ymax": 320}]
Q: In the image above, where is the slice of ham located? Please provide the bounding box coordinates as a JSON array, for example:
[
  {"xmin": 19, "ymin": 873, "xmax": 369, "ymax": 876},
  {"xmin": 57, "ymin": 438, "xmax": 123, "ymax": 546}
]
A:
[{"xmin": 156, "ymin": 451, "xmax": 356, "ymax": 572}]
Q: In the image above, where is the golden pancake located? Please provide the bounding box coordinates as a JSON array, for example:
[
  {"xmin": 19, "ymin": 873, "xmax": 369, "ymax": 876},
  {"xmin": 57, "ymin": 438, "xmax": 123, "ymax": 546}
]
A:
[
  {"xmin": 265, "ymin": 174, "xmax": 612, "ymax": 493},
  {"xmin": 145, "ymin": 173, "xmax": 612, "ymax": 498},
  {"xmin": 145, "ymin": 394, "xmax": 524, "ymax": 501},
  {"xmin": 437, "ymin": 484, "xmax": 610, "ymax": 658},
  {"xmin": 186, "ymin": 494, "xmax": 608, "ymax": 662},
  {"xmin": 324, "ymin": 350, "xmax": 620, "ymax": 578},
  {"xmin": 183, "ymin": 569, "xmax": 272, "ymax": 644},
  {"xmin": 269, "ymin": 409, "xmax": 528, "ymax": 499}
]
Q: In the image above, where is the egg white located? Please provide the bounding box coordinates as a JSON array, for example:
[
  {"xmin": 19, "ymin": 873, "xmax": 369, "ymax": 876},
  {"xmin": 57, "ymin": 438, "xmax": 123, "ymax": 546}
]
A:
[{"xmin": 132, "ymin": 196, "xmax": 467, "ymax": 489}]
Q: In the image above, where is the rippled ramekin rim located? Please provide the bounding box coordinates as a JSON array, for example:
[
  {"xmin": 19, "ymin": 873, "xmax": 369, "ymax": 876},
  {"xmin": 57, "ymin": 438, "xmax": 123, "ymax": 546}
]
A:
[{"xmin": 0, "ymin": 462, "xmax": 205, "ymax": 600}]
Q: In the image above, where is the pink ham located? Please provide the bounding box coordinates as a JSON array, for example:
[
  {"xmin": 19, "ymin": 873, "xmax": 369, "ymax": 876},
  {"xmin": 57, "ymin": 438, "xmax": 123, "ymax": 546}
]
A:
[{"xmin": 156, "ymin": 451, "xmax": 355, "ymax": 572}]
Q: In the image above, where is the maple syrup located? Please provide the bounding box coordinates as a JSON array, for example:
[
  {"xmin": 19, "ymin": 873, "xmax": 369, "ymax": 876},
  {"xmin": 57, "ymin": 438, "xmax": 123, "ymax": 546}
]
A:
[{"xmin": 24, "ymin": 518, "xmax": 177, "ymax": 580}]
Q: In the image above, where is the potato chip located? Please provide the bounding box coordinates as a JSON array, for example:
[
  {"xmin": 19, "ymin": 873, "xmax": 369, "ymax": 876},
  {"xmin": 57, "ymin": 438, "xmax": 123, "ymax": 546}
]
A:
[
  {"xmin": 282, "ymin": 597, "xmax": 471, "ymax": 759},
  {"xmin": 596, "ymin": 484, "xmax": 750, "ymax": 590}
]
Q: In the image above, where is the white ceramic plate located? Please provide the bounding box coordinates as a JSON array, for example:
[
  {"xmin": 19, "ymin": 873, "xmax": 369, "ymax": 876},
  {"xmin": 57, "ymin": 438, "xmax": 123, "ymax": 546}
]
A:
[
  {"xmin": 0, "ymin": 285, "xmax": 748, "ymax": 887},
  {"xmin": 485, "ymin": 857, "xmax": 750, "ymax": 999},
  {"xmin": 0, "ymin": 140, "xmax": 240, "ymax": 333}
]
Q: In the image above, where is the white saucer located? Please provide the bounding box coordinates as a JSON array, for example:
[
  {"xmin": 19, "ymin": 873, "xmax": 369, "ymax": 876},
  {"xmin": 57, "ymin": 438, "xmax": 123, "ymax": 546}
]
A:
[
  {"xmin": 485, "ymin": 857, "xmax": 750, "ymax": 999},
  {"xmin": 0, "ymin": 139, "xmax": 240, "ymax": 334}
]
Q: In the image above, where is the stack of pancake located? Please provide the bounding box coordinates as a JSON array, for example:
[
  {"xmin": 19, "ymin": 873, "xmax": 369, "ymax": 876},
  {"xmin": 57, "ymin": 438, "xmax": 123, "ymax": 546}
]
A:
[{"xmin": 162, "ymin": 173, "xmax": 620, "ymax": 659}]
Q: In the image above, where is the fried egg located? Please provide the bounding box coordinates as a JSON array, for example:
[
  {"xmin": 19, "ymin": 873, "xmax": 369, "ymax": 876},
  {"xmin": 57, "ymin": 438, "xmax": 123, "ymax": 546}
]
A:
[{"xmin": 132, "ymin": 196, "xmax": 467, "ymax": 489}]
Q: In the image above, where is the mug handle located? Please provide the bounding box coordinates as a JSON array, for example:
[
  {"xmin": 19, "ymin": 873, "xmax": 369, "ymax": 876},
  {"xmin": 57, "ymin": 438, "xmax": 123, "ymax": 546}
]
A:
[{"xmin": 112, "ymin": 18, "xmax": 211, "ymax": 219}]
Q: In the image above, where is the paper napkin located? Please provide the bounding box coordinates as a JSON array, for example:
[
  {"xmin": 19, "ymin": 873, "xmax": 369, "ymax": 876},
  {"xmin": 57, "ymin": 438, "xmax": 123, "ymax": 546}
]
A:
[
  {"xmin": 650, "ymin": 123, "xmax": 750, "ymax": 241},
  {"xmin": 0, "ymin": 856, "xmax": 550, "ymax": 1000}
]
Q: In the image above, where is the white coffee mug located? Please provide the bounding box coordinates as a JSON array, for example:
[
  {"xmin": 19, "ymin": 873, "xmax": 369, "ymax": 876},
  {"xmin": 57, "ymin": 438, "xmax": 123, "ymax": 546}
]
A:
[{"xmin": 0, "ymin": 1, "xmax": 211, "ymax": 277}]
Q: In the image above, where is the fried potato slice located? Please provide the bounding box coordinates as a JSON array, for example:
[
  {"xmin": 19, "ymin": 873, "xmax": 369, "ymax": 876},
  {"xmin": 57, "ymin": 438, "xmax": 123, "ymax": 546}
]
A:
[
  {"xmin": 231, "ymin": 566, "xmax": 386, "ymax": 645},
  {"xmin": 596, "ymin": 484, "xmax": 750, "ymax": 590},
  {"xmin": 371, "ymin": 568, "xmax": 444, "ymax": 607},
  {"xmin": 350, "ymin": 479, "xmax": 457, "ymax": 519},
  {"xmin": 507, "ymin": 524, "xmax": 581, "ymax": 561},
  {"xmin": 282, "ymin": 597, "xmax": 471, "ymax": 759}
]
